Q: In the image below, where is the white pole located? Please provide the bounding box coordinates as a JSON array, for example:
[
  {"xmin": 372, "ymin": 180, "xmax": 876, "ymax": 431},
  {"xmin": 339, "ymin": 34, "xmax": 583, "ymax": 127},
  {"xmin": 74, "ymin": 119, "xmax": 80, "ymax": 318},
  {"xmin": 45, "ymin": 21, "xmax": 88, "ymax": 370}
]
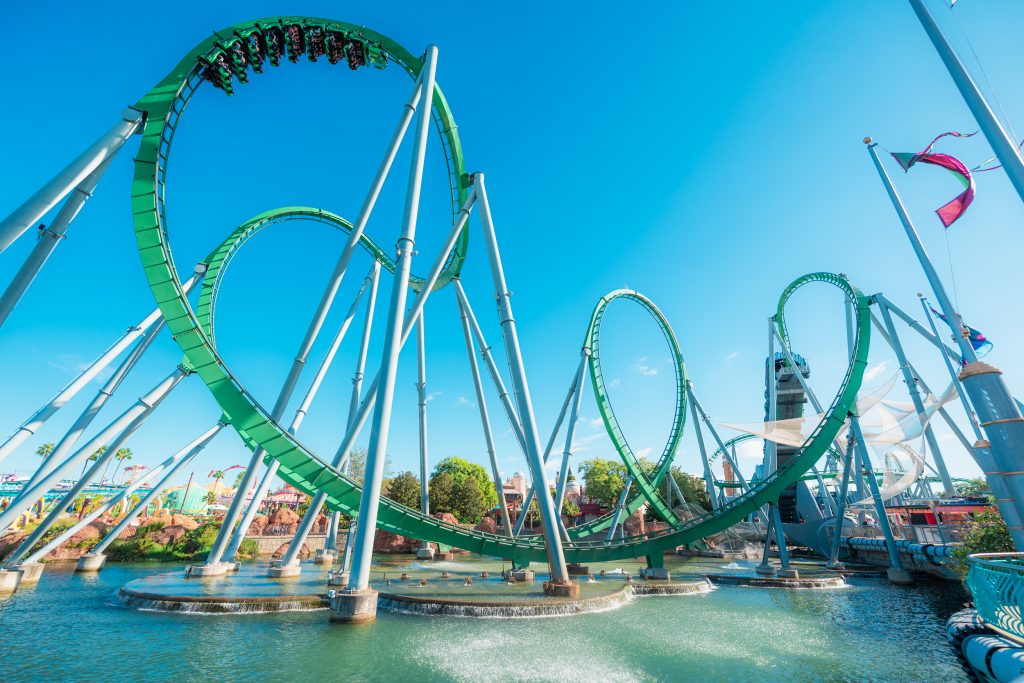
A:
[
  {"xmin": 0, "ymin": 271, "xmax": 201, "ymax": 465},
  {"xmin": 0, "ymin": 109, "xmax": 142, "ymax": 254},
  {"xmin": 473, "ymin": 172, "xmax": 568, "ymax": 582},
  {"xmin": 346, "ymin": 45, "xmax": 439, "ymax": 592}
]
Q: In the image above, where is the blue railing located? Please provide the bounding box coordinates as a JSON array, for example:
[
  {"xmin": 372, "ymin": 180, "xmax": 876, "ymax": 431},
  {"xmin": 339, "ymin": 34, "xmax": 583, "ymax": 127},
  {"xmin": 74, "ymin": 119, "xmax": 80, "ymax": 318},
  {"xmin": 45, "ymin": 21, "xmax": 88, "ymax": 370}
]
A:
[{"xmin": 967, "ymin": 553, "xmax": 1024, "ymax": 644}]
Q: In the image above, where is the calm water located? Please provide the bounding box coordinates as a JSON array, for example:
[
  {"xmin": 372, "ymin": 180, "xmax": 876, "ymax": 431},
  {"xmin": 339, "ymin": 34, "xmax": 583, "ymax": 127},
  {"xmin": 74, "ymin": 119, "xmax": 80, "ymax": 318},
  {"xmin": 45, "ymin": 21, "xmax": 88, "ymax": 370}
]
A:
[{"xmin": 1, "ymin": 557, "xmax": 969, "ymax": 682}]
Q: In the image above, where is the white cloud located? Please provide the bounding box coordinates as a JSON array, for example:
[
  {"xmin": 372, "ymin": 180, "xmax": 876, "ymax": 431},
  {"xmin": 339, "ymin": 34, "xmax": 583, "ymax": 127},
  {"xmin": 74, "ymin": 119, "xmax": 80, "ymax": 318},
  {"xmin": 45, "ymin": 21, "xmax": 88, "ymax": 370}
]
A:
[
  {"xmin": 426, "ymin": 390, "xmax": 443, "ymax": 403},
  {"xmin": 632, "ymin": 356, "xmax": 659, "ymax": 377},
  {"xmin": 609, "ymin": 378, "xmax": 621, "ymax": 389},
  {"xmin": 725, "ymin": 351, "xmax": 739, "ymax": 361},
  {"xmin": 455, "ymin": 396, "xmax": 476, "ymax": 408},
  {"xmin": 635, "ymin": 447, "xmax": 652, "ymax": 460},
  {"xmin": 571, "ymin": 432, "xmax": 608, "ymax": 453},
  {"xmin": 863, "ymin": 361, "xmax": 889, "ymax": 382}
]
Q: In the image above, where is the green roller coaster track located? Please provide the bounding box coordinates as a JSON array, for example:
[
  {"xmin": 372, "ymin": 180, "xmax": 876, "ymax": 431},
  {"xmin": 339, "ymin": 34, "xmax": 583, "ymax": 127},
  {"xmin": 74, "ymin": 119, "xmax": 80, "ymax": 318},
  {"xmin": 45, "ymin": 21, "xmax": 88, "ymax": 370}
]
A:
[{"xmin": 131, "ymin": 17, "xmax": 872, "ymax": 567}]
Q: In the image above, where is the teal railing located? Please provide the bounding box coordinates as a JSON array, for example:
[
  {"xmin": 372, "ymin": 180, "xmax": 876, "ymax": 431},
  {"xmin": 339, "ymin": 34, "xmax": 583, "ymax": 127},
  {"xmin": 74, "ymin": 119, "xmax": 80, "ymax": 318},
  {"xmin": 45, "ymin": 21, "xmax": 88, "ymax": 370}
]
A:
[{"xmin": 967, "ymin": 553, "xmax": 1024, "ymax": 643}]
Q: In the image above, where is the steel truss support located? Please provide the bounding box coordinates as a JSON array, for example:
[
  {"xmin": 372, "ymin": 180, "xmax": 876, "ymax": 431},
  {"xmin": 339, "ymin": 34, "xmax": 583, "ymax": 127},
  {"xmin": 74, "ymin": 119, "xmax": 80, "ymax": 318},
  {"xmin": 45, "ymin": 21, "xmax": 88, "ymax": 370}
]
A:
[
  {"xmin": 0, "ymin": 367, "xmax": 187, "ymax": 537},
  {"xmin": 274, "ymin": 264, "xmax": 380, "ymax": 571},
  {"xmin": 0, "ymin": 109, "xmax": 143, "ymax": 254},
  {"xmin": 687, "ymin": 382, "xmax": 719, "ymax": 511},
  {"xmin": 849, "ymin": 415, "xmax": 906, "ymax": 574},
  {"xmin": 455, "ymin": 287, "xmax": 513, "ymax": 535},
  {"xmin": 0, "ymin": 271, "xmax": 201, "ymax": 466},
  {"xmin": 869, "ymin": 141, "xmax": 1024, "ymax": 549},
  {"xmin": 91, "ymin": 424, "xmax": 225, "ymax": 557},
  {"xmin": 346, "ymin": 45, "xmax": 440, "ymax": 592},
  {"xmin": 416, "ymin": 314, "xmax": 429, "ymax": 518},
  {"xmin": 12, "ymin": 423, "xmax": 224, "ymax": 567},
  {"xmin": 206, "ymin": 60, "xmax": 432, "ymax": 571},
  {"xmin": 875, "ymin": 300, "xmax": 955, "ymax": 495},
  {"xmin": 0, "ymin": 155, "xmax": 117, "ymax": 329},
  {"xmin": 512, "ymin": 355, "xmax": 584, "ymax": 537},
  {"xmin": 827, "ymin": 437, "xmax": 856, "ymax": 569},
  {"xmin": 471, "ymin": 172, "xmax": 568, "ymax": 582}
]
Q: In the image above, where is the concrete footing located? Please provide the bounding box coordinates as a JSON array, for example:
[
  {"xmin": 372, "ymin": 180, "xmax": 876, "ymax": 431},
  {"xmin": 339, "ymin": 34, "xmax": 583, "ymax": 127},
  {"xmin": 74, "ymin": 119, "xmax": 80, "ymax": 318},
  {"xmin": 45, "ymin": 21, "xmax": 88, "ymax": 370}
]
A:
[
  {"xmin": 435, "ymin": 551, "xmax": 455, "ymax": 561},
  {"xmin": 187, "ymin": 562, "xmax": 231, "ymax": 577},
  {"xmin": 0, "ymin": 569, "xmax": 20, "ymax": 595},
  {"xmin": 327, "ymin": 570, "xmax": 349, "ymax": 587},
  {"xmin": 267, "ymin": 561, "xmax": 301, "ymax": 578},
  {"xmin": 543, "ymin": 580, "xmax": 580, "ymax": 598},
  {"xmin": 76, "ymin": 553, "xmax": 108, "ymax": 573},
  {"xmin": 755, "ymin": 563, "xmax": 777, "ymax": 577},
  {"xmin": 313, "ymin": 550, "xmax": 337, "ymax": 565},
  {"xmin": 886, "ymin": 567, "xmax": 915, "ymax": 585},
  {"xmin": 778, "ymin": 569, "xmax": 800, "ymax": 579},
  {"xmin": 329, "ymin": 588, "xmax": 378, "ymax": 624},
  {"xmin": 567, "ymin": 563, "xmax": 590, "ymax": 576},
  {"xmin": 640, "ymin": 567, "xmax": 671, "ymax": 580},
  {"xmin": 415, "ymin": 547, "xmax": 435, "ymax": 560},
  {"xmin": 228, "ymin": 562, "xmax": 241, "ymax": 572},
  {"xmin": 826, "ymin": 561, "xmax": 845, "ymax": 571},
  {"xmin": 14, "ymin": 562, "xmax": 44, "ymax": 587},
  {"xmin": 511, "ymin": 569, "xmax": 535, "ymax": 582}
]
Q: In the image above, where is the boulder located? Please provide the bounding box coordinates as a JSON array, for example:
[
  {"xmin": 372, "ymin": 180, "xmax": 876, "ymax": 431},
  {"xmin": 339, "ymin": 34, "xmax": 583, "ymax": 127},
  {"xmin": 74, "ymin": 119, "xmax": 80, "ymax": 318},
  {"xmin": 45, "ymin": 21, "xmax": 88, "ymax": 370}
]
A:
[
  {"xmin": 271, "ymin": 541, "xmax": 311, "ymax": 560},
  {"xmin": 474, "ymin": 517, "xmax": 498, "ymax": 534},
  {"xmin": 0, "ymin": 533, "xmax": 27, "ymax": 558},
  {"xmin": 373, "ymin": 531, "xmax": 419, "ymax": 553},
  {"xmin": 149, "ymin": 524, "xmax": 188, "ymax": 546},
  {"xmin": 433, "ymin": 512, "xmax": 460, "ymax": 526},
  {"xmin": 315, "ymin": 513, "xmax": 328, "ymax": 533},
  {"xmin": 149, "ymin": 508, "xmax": 174, "ymax": 525},
  {"xmin": 624, "ymin": 508, "xmax": 646, "ymax": 536},
  {"xmin": 249, "ymin": 514, "xmax": 269, "ymax": 535},
  {"xmin": 170, "ymin": 514, "xmax": 199, "ymax": 530},
  {"xmin": 268, "ymin": 508, "xmax": 301, "ymax": 526}
]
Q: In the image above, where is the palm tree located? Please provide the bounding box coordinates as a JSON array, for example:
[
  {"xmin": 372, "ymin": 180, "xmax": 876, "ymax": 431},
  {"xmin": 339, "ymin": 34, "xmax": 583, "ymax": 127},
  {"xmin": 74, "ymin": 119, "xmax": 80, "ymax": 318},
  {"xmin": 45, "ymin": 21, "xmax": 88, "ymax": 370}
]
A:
[
  {"xmin": 82, "ymin": 445, "xmax": 108, "ymax": 479},
  {"xmin": 93, "ymin": 446, "xmax": 112, "ymax": 482},
  {"xmin": 112, "ymin": 448, "xmax": 133, "ymax": 484},
  {"xmin": 209, "ymin": 469, "xmax": 226, "ymax": 502},
  {"xmin": 34, "ymin": 442, "xmax": 55, "ymax": 460},
  {"xmin": 233, "ymin": 469, "xmax": 246, "ymax": 490}
]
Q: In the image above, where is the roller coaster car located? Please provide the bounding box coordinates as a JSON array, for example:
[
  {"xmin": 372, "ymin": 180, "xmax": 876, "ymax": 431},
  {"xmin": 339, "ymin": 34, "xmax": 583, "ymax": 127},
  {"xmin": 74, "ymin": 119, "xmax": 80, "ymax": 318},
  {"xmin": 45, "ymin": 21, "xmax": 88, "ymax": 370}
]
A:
[
  {"xmin": 305, "ymin": 26, "xmax": 326, "ymax": 63},
  {"xmin": 234, "ymin": 29, "xmax": 265, "ymax": 73},
  {"xmin": 259, "ymin": 25, "xmax": 285, "ymax": 67},
  {"xmin": 284, "ymin": 24, "xmax": 305, "ymax": 63},
  {"xmin": 344, "ymin": 39, "xmax": 366, "ymax": 70}
]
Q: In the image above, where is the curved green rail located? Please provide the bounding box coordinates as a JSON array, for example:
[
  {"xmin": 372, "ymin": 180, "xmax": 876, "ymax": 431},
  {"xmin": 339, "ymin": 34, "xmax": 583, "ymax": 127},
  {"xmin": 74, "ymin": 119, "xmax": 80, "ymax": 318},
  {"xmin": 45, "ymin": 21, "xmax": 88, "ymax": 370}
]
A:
[
  {"xmin": 709, "ymin": 433, "xmax": 843, "ymax": 487},
  {"xmin": 131, "ymin": 18, "xmax": 872, "ymax": 567},
  {"xmin": 569, "ymin": 291, "xmax": 686, "ymax": 537}
]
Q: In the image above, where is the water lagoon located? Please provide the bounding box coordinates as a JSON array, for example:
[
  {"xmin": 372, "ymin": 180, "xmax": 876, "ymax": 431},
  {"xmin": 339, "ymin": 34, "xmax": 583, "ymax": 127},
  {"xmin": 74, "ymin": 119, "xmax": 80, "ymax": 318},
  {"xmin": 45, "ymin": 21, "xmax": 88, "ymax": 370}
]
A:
[{"xmin": 1, "ymin": 555, "xmax": 968, "ymax": 682}]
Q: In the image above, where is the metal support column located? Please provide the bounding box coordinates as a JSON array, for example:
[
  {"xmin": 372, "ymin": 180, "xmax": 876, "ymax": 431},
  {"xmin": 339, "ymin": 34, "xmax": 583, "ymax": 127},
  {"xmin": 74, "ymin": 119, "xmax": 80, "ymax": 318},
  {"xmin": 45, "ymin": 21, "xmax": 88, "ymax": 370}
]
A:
[
  {"xmin": 0, "ymin": 109, "xmax": 142, "ymax": 253},
  {"xmin": 456, "ymin": 287, "xmax": 513, "ymax": 535},
  {"xmin": 869, "ymin": 141, "xmax": 1024, "ymax": 549},
  {"xmin": 346, "ymin": 46, "xmax": 439, "ymax": 593},
  {"xmin": 876, "ymin": 300, "xmax": 955, "ymax": 494},
  {"xmin": 416, "ymin": 314, "xmax": 429, "ymax": 518},
  {"xmin": 473, "ymin": 172, "xmax": 568, "ymax": 583}
]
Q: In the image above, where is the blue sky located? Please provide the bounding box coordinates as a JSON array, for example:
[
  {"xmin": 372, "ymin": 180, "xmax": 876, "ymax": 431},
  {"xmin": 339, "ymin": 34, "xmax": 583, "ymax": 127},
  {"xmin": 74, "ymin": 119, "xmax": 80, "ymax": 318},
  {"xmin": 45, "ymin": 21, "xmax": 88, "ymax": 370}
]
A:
[{"xmin": 2, "ymin": 1, "xmax": 1023, "ymax": 494}]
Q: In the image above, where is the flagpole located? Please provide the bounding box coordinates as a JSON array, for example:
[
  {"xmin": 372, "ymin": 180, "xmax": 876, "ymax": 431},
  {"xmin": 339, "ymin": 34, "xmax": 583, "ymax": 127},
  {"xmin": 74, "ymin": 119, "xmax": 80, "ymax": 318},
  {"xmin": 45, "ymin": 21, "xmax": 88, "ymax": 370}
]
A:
[
  {"xmin": 908, "ymin": 0, "xmax": 1024, "ymax": 207},
  {"xmin": 867, "ymin": 138, "xmax": 1024, "ymax": 550}
]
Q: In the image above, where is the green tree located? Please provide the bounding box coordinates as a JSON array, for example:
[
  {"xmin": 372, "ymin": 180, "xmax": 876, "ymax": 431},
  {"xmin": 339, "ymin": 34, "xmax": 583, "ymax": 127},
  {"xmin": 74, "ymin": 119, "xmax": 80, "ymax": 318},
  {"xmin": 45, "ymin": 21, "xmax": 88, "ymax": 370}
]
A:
[
  {"xmin": 209, "ymin": 469, "xmax": 225, "ymax": 490},
  {"xmin": 954, "ymin": 477, "xmax": 992, "ymax": 501},
  {"xmin": 579, "ymin": 458, "xmax": 627, "ymax": 507},
  {"xmin": 383, "ymin": 471, "xmax": 421, "ymax": 509},
  {"xmin": 950, "ymin": 507, "xmax": 1014, "ymax": 579},
  {"xmin": 429, "ymin": 472, "xmax": 457, "ymax": 515},
  {"xmin": 561, "ymin": 498, "xmax": 580, "ymax": 518},
  {"xmin": 454, "ymin": 476, "xmax": 488, "ymax": 523},
  {"xmin": 94, "ymin": 446, "xmax": 112, "ymax": 482},
  {"xmin": 347, "ymin": 448, "xmax": 368, "ymax": 484},
  {"xmin": 670, "ymin": 466, "xmax": 713, "ymax": 510},
  {"xmin": 430, "ymin": 457, "xmax": 497, "ymax": 514},
  {"xmin": 35, "ymin": 442, "xmax": 55, "ymax": 459},
  {"xmin": 113, "ymin": 448, "xmax": 133, "ymax": 483},
  {"xmin": 233, "ymin": 469, "xmax": 246, "ymax": 490}
]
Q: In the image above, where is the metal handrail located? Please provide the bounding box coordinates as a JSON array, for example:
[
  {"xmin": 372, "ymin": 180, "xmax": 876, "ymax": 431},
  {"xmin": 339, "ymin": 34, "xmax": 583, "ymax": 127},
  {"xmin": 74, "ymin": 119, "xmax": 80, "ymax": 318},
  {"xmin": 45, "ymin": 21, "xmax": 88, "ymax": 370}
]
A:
[{"xmin": 967, "ymin": 552, "xmax": 1024, "ymax": 644}]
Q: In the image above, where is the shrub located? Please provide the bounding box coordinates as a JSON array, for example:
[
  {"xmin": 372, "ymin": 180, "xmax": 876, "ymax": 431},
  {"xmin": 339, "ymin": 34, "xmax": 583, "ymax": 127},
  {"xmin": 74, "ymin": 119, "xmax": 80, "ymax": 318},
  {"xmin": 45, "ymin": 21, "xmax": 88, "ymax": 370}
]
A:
[
  {"xmin": 236, "ymin": 538, "xmax": 259, "ymax": 560},
  {"xmin": 949, "ymin": 507, "xmax": 1014, "ymax": 580},
  {"xmin": 107, "ymin": 537, "xmax": 158, "ymax": 562},
  {"xmin": 170, "ymin": 522, "xmax": 221, "ymax": 559}
]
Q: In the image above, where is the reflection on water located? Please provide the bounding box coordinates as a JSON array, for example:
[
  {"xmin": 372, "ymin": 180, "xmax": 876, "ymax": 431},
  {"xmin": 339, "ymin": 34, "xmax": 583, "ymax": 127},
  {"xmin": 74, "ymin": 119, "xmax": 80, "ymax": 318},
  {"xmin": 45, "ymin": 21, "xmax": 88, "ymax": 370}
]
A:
[{"xmin": 1, "ymin": 554, "xmax": 969, "ymax": 682}]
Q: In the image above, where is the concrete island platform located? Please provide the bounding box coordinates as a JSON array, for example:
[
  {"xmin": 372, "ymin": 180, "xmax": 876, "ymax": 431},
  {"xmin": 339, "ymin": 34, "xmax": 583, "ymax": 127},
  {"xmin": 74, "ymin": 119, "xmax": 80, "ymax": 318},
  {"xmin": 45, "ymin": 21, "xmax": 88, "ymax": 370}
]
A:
[{"xmin": 116, "ymin": 555, "xmax": 731, "ymax": 617}]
